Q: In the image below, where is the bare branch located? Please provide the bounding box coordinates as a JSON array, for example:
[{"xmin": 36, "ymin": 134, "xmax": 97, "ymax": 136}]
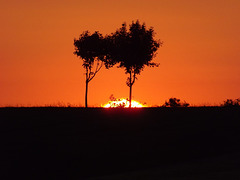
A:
[
  {"xmin": 86, "ymin": 67, "xmax": 90, "ymax": 82},
  {"xmin": 88, "ymin": 60, "xmax": 103, "ymax": 82},
  {"xmin": 131, "ymin": 72, "xmax": 136, "ymax": 85},
  {"xmin": 96, "ymin": 61, "xmax": 103, "ymax": 73}
]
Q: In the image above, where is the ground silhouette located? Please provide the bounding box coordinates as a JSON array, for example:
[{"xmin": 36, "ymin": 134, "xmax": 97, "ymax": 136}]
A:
[{"xmin": 1, "ymin": 107, "xmax": 240, "ymax": 179}]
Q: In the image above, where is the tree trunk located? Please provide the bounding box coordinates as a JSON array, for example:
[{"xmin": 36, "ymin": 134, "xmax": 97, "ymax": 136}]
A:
[
  {"xmin": 85, "ymin": 80, "xmax": 88, "ymax": 108},
  {"xmin": 129, "ymin": 83, "xmax": 132, "ymax": 108},
  {"xmin": 129, "ymin": 71, "xmax": 132, "ymax": 108},
  {"xmin": 85, "ymin": 69, "xmax": 89, "ymax": 108}
]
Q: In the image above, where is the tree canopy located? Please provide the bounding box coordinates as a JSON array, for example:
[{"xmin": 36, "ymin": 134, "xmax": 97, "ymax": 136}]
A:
[
  {"xmin": 109, "ymin": 20, "xmax": 162, "ymax": 75},
  {"xmin": 74, "ymin": 31, "xmax": 106, "ymax": 72}
]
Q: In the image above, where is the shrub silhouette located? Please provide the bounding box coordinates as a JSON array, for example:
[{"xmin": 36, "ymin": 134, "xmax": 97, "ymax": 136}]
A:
[
  {"xmin": 163, "ymin": 98, "xmax": 189, "ymax": 107},
  {"xmin": 222, "ymin": 98, "xmax": 240, "ymax": 107},
  {"xmin": 105, "ymin": 95, "xmax": 127, "ymax": 108}
]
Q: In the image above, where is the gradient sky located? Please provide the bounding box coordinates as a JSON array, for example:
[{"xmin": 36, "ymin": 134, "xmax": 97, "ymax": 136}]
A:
[{"xmin": 1, "ymin": 0, "xmax": 240, "ymax": 107}]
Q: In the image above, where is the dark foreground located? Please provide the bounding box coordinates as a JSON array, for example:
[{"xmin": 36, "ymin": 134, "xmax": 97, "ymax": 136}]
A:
[{"xmin": 1, "ymin": 107, "xmax": 240, "ymax": 179}]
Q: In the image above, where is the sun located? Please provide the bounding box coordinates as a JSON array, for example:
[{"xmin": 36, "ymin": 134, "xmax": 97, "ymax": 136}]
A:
[{"xmin": 102, "ymin": 98, "xmax": 146, "ymax": 108}]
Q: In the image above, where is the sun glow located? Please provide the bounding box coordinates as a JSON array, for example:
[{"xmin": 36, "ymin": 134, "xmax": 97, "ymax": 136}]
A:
[{"xmin": 102, "ymin": 98, "xmax": 146, "ymax": 108}]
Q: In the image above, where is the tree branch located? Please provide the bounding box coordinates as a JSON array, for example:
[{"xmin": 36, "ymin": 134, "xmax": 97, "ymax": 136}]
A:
[
  {"xmin": 88, "ymin": 61, "xmax": 103, "ymax": 82},
  {"xmin": 131, "ymin": 72, "xmax": 136, "ymax": 85},
  {"xmin": 86, "ymin": 67, "xmax": 90, "ymax": 83},
  {"xmin": 130, "ymin": 70, "xmax": 136, "ymax": 86}
]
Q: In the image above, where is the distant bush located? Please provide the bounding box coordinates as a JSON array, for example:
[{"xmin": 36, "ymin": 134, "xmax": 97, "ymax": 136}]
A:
[
  {"xmin": 222, "ymin": 98, "xmax": 240, "ymax": 107},
  {"xmin": 163, "ymin": 98, "xmax": 189, "ymax": 107}
]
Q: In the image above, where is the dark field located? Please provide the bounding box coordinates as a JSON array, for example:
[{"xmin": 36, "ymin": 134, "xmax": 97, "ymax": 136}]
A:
[{"xmin": 1, "ymin": 107, "xmax": 240, "ymax": 179}]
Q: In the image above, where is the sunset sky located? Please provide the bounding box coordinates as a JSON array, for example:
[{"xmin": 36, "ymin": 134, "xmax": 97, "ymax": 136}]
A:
[{"xmin": 1, "ymin": 0, "xmax": 240, "ymax": 107}]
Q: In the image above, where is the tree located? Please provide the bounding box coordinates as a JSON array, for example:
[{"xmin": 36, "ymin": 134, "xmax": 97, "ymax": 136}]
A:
[
  {"xmin": 73, "ymin": 31, "xmax": 107, "ymax": 108},
  {"xmin": 109, "ymin": 20, "xmax": 162, "ymax": 107}
]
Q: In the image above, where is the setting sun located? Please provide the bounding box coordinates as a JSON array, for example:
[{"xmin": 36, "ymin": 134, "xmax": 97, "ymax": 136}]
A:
[{"xmin": 102, "ymin": 98, "xmax": 146, "ymax": 108}]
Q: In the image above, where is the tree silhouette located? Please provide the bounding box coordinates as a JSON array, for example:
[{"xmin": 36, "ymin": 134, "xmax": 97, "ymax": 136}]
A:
[
  {"xmin": 108, "ymin": 20, "xmax": 162, "ymax": 107},
  {"xmin": 74, "ymin": 31, "xmax": 107, "ymax": 108}
]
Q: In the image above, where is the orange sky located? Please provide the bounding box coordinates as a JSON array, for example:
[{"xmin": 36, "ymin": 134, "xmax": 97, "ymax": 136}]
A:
[{"xmin": 1, "ymin": 0, "xmax": 240, "ymax": 107}]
